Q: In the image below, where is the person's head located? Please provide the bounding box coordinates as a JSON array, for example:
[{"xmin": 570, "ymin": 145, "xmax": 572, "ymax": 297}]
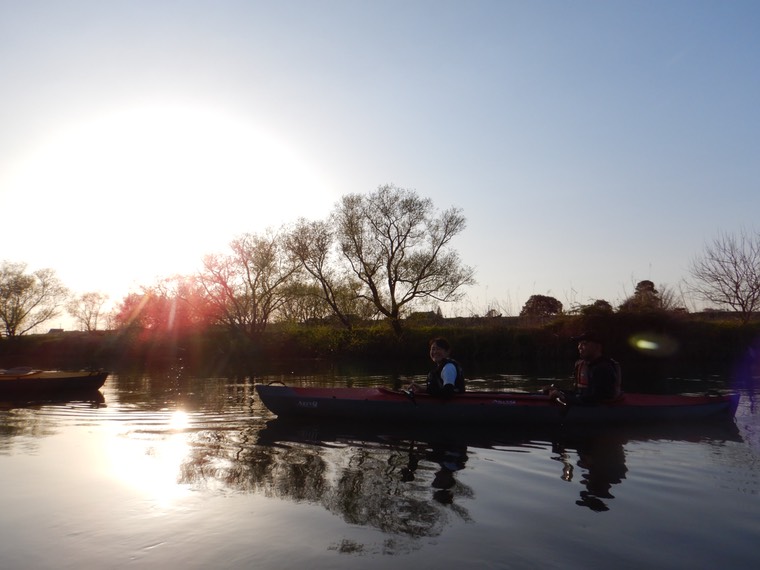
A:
[
  {"xmin": 429, "ymin": 337, "xmax": 451, "ymax": 363},
  {"xmin": 575, "ymin": 331, "xmax": 604, "ymax": 361}
]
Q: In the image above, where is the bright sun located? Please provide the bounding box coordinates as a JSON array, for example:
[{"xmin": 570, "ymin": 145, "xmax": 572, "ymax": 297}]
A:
[{"xmin": 4, "ymin": 102, "xmax": 334, "ymax": 301}]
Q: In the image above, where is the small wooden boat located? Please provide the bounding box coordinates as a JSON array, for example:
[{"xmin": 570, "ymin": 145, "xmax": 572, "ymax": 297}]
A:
[
  {"xmin": 0, "ymin": 367, "xmax": 109, "ymax": 397},
  {"xmin": 255, "ymin": 384, "xmax": 739, "ymax": 425}
]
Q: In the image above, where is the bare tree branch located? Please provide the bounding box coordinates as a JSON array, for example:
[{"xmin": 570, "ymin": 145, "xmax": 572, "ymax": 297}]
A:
[{"xmin": 689, "ymin": 228, "xmax": 760, "ymax": 323}]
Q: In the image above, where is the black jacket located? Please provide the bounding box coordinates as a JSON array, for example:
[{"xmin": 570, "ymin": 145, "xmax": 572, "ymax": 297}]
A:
[{"xmin": 426, "ymin": 358, "xmax": 465, "ymax": 396}]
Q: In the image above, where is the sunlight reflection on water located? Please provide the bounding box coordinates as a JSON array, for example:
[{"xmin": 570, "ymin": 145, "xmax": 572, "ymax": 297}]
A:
[
  {"xmin": 0, "ymin": 372, "xmax": 758, "ymax": 569},
  {"xmin": 104, "ymin": 427, "xmax": 192, "ymax": 508}
]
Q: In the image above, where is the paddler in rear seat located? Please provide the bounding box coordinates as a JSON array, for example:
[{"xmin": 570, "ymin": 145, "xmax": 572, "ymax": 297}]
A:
[
  {"xmin": 546, "ymin": 331, "xmax": 622, "ymax": 405},
  {"xmin": 409, "ymin": 337, "xmax": 465, "ymax": 398}
]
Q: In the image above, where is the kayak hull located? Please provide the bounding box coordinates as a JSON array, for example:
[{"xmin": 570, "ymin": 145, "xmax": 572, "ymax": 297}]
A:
[{"xmin": 255, "ymin": 384, "xmax": 739, "ymax": 425}]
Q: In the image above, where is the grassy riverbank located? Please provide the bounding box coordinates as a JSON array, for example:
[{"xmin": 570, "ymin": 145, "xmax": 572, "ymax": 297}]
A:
[{"xmin": 2, "ymin": 312, "xmax": 758, "ymax": 390}]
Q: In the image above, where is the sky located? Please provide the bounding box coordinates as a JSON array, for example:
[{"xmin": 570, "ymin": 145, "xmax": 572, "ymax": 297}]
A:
[{"xmin": 2, "ymin": 0, "xmax": 759, "ymax": 327}]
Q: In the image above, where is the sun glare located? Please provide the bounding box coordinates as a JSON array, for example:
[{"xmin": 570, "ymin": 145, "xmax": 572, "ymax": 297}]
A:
[
  {"xmin": 102, "ymin": 409, "xmax": 194, "ymax": 507},
  {"xmin": 4, "ymin": 102, "xmax": 335, "ymax": 298},
  {"xmin": 168, "ymin": 409, "xmax": 191, "ymax": 431}
]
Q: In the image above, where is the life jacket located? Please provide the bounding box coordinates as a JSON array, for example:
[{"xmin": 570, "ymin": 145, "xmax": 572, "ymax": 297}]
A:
[
  {"xmin": 426, "ymin": 358, "xmax": 465, "ymax": 395},
  {"xmin": 574, "ymin": 357, "xmax": 622, "ymax": 400}
]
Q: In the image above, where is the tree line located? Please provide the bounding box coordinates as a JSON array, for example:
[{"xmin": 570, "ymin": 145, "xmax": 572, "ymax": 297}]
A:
[
  {"xmin": 521, "ymin": 280, "xmax": 682, "ymax": 320},
  {"xmin": 513, "ymin": 228, "xmax": 760, "ymax": 325},
  {"xmin": 1, "ymin": 186, "xmax": 759, "ymax": 341},
  {"xmin": 1, "ymin": 185, "xmax": 474, "ymax": 339}
]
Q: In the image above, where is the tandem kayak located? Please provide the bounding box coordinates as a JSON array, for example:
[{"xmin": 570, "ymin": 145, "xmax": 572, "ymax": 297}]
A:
[
  {"xmin": 0, "ymin": 367, "xmax": 109, "ymax": 398},
  {"xmin": 255, "ymin": 384, "xmax": 740, "ymax": 425}
]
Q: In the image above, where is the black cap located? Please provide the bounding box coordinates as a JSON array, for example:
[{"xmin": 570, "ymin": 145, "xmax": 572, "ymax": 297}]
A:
[{"xmin": 573, "ymin": 331, "xmax": 603, "ymax": 344}]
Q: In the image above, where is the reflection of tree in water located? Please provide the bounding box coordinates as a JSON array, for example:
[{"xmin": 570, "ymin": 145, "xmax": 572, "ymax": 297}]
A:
[
  {"xmin": 177, "ymin": 425, "xmax": 473, "ymax": 545},
  {"xmin": 178, "ymin": 430, "xmax": 330, "ymax": 502},
  {"xmin": 324, "ymin": 445, "xmax": 446, "ymax": 537},
  {"xmin": 0, "ymin": 396, "xmax": 105, "ymax": 455},
  {"xmin": 401, "ymin": 441, "xmax": 472, "ymax": 513},
  {"xmin": 552, "ymin": 435, "xmax": 628, "ymax": 512}
]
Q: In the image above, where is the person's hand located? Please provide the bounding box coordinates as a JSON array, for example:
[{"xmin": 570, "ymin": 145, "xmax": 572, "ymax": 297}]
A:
[{"xmin": 549, "ymin": 389, "xmax": 566, "ymax": 405}]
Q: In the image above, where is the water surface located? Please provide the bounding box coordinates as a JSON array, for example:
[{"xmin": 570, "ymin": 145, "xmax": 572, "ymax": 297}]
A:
[{"xmin": 1, "ymin": 371, "xmax": 758, "ymax": 569}]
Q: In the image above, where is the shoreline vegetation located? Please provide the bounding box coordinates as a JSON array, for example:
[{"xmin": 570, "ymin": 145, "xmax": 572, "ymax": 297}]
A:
[{"xmin": 1, "ymin": 312, "xmax": 758, "ymax": 392}]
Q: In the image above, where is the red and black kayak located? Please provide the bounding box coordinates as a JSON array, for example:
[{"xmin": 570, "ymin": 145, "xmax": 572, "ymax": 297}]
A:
[{"xmin": 255, "ymin": 384, "xmax": 740, "ymax": 425}]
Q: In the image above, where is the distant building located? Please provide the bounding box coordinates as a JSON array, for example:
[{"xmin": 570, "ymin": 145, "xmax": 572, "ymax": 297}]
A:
[{"xmin": 406, "ymin": 311, "xmax": 444, "ymax": 324}]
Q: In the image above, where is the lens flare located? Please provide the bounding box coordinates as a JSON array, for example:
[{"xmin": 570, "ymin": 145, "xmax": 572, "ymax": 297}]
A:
[
  {"xmin": 628, "ymin": 333, "xmax": 679, "ymax": 357},
  {"xmin": 635, "ymin": 339, "xmax": 659, "ymax": 351}
]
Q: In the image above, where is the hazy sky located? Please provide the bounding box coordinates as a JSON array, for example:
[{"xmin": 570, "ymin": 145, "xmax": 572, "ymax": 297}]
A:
[{"xmin": 2, "ymin": 0, "xmax": 759, "ymax": 323}]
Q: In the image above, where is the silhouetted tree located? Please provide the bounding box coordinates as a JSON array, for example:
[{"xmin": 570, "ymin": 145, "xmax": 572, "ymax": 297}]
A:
[
  {"xmin": 285, "ymin": 219, "xmax": 374, "ymax": 329},
  {"xmin": 275, "ymin": 281, "xmax": 333, "ymax": 324},
  {"xmin": 520, "ymin": 294, "xmax": 563, "ymax": 318},
  {"xmin": 67, "ymin": 291, "xmax": 108, "ymax": 331},
  {"xmin": 618, "ymin": 280, "xmax": 678, "ymax": 312},
  {"xmin": 619, "ymin": 280, "xmax": 659, "ymax": 311},
  {"xmin": 112, "ymin": 277, "xmax": 216, "ymax": 331},
  {"xmin": 689, "ymin": 228, "xmax": 760, "ymax": 324},
  {"xmin": 580, "ymin": 299, "xmax": 614, "ymax": 316},
  {"xmin": 0, "ymin": 262, "xmax": 68, "ymax": 336},
  {"xmin": 198, "ymin": 230, "xmax": 301, "ymax": 340},
  {"xmin": 331, "ymin": 185, "xmax": 475, "ymax": 337}
]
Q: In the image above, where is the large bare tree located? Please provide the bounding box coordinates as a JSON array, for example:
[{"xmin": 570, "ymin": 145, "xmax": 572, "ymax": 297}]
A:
[
  {"xmin": 0, "ymin": 262, "xmax": 69, "ymax": 336},
  {"xmin": 198, "ymin": 230, "xmax": 301, "ymax": 339},
  {"xmin": 689, "ymin": 229, "xmax": 760, "ymax": 323},
  {"xmin": 332, "ymin": 184, "xmax": 475, "ymax": 337},
  {"xmin": 285, "ymin": 218, "xmax": 375, "ymax": 329}
]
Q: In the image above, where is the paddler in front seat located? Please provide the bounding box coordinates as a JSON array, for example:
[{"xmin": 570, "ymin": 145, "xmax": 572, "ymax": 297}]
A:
[
  {"xmin": 546, "ymin": 331, "xmax": 622, "ymax": 405},
  {"xmin": 410, "ymin": 337, "xmax": 466, "ymax": 398}
]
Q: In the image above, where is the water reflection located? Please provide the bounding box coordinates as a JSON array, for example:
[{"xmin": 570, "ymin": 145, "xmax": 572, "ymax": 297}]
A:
[
  {"xmin": 0, "ymin": 373, "xmax": 750, "ymax": 563},
  {"xmin": 552, "ymin": 435, "xmax": 627, "ymax": 512},
  {"xmin": 104, "ymin": 407, "xmax": 194, "ymax": 507},
  {"xmin": 171, "ymin": 420, "xmax": 475, "ymax": 540},
  {"xmin": 247, "ymin": 419, "xmax": 742, "ymax": 524},
  {"xmin": 550, "ymin": 422, "xmax": 742, "ymax": 512},
  {"xmin": 0, "ymin": 391, "xmax": 106, "ymax": 454},
  {"xmin": 0, "ymin": 389, "xmax": 105, "ymax": 411},
  {"xmin": 401, "ymin": 439, "xmax": 470, "ymax": 507},
  {"xmin": 255, "ymin": 421, "xmax": 475, "ymax": 537}
]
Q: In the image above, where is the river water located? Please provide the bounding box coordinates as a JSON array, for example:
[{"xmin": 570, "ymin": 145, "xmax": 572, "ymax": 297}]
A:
[{"xmin": 1, "ymin": 369, "xmax": 758, "ymax": 569}]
